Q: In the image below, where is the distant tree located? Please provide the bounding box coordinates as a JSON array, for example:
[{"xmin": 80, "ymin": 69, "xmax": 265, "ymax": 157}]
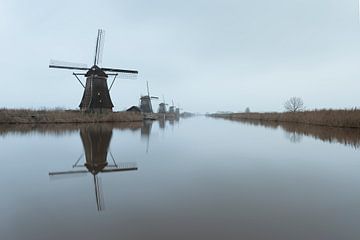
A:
[
  {"xmin": 284, "ymin": 97, "xmax": 305, "ymax": 112},
  {"xmin": 245, "ymin": 107, "xmax": 250, "ymax": 113}
]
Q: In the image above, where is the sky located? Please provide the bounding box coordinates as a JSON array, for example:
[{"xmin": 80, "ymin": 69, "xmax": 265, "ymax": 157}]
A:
[{"xmin": 1, "ymin": 0, "xmax": 360, "ymax": 113}]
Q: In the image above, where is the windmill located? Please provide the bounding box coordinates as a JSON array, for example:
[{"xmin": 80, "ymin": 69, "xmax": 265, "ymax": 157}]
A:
[
  {"xmin": 49, "ymin": 125, "xmax": 137, "ymax": 211},
  {"xmin": 158, "ymin": 95, "xmax": 168, "ymax": 114},
  {"xmin": 49, "ymin": 29, "xmax": 138, "ymax": 112},
  {"xmin": 139, "ymin": 81, "xmax": 158, "ymax": 113},
  {"xmin": 175, "ymin": 107, "xmax": 181, "ymax": 116},
  {"xmin": 168, "ymin": 100, "xmax": 175, "ymax": 113}
]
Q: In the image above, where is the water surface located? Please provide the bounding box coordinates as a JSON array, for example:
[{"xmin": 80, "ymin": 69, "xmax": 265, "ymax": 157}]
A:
[{"xmin": 1, "ymin": 117, "xmax": 360, "ymax": 240}]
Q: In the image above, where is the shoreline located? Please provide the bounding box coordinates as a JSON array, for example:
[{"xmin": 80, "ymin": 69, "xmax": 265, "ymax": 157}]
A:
[
  {"xmin": 0, "ymin": 109, "xmax": 144, "ymax": 124},
  {"xmin": 210, "ymin": 109, "xmax": 360, "ymax": 129},
  {"xmin": 0, "ymin": 109, "xmax": 182, "ymax": 124}
]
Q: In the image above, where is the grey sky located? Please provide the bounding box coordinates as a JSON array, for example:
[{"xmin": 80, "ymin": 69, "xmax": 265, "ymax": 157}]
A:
[{"xmin": 1, "ymin": 0, "xmax": 360, "ymax": 112}]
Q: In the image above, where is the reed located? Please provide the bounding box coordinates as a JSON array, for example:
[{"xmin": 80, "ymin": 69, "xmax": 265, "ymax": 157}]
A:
[
  {"xmin": 211, "ymin": 109, "xmax": 360, "ymax": 128},
  {"xmin": 0, "ymin": 109, "xmax": 143, "ymax": 124}
]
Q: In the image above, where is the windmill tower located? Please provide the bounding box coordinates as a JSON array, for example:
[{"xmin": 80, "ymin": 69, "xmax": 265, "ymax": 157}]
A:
[
  {"xmin": 168, "ymin": 100, "xmax": 175, "ymax": 113},
  {"xmin": 158, "ymin": 96, "xmax": 168, "ymax": 114},
  {"xmin": 49, "ymin": 125, "xmax": 138, "ymax": 211},
  {"xmin": 175, "ymin": 103, "xmax": 182, "ymax": 117},
  {"xmin": 139, "ymin": 81, "xmax": 158, "ymax": 113},
  {"xmin": 49, "ymin": 29, "xmax": 138, "ymax": 113}
]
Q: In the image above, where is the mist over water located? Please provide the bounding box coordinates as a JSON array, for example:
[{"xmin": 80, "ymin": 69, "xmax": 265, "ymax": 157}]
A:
[{"xmin": 1, "ymin": 117, "xmax": 360, "ymax": 240}]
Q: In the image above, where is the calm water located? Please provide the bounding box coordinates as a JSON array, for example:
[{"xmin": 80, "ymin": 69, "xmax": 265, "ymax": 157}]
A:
[{"xmin": 1, "ymin": 117, "xmax": 360, "ymax": 240}]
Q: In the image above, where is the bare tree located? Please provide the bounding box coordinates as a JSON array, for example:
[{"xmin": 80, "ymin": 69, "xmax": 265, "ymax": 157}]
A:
[{"xmin": 284, "ymin": 97, "xmax": 304, "ymax": 112}]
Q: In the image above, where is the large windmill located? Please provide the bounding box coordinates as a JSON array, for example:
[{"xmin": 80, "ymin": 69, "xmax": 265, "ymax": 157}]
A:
[
  {"xmin": 49, "ymin": 29, "xmax": 138, "ymax": 113},
  {"xmin": 139, "ymin": 81, "xmax": 158, "ymax": 113}
]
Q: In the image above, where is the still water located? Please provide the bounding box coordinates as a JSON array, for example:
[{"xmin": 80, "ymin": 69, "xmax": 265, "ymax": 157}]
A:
[{"xmin": 1, "ymin": 116, "xmax": 360, "ymax": 240}]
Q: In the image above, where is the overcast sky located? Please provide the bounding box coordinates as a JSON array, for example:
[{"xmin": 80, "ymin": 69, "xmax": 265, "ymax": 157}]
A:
[{"xmin": 1, "ymin": 0, "xmax": 360, "ymax": 113}]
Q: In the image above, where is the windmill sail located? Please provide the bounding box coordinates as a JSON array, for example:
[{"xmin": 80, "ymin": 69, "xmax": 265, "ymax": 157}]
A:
[
  {"xmin": 49, "ymin": 60, "xmax": 88, "ymax": 71},
  {"xmin": 94, "ymin": 29, "xmax": 105, "ymax": 66}
]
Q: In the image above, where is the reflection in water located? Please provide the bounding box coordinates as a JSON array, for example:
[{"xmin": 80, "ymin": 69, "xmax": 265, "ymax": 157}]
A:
[
  {"xmin": 141, "ymin": 120, "xmax": 153, "ymax": 153},
  {"xmin": 0, "ymin": 122, "xmax": 143, "ymax": 136},
  {"xmin": 49, "ymin": 124, "xmax": 138, "ymax": 211},
  {"xmin": 226, "ymin": 118, "xmax": 360, "ymax": 148},
  {"xmin": 158, "ymin": 117, "xmax": 165, "ymax": 129},
  {"xmin": 284, "ymin": 131, "xmax": 303, "ymax": 143},
  {"xmin": 3, "ymin": 117, "xmax": 360, "ymax": 239}
]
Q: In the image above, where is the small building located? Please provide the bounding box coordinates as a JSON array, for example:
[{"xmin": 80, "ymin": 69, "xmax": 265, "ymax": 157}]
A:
[{"xmin": 126, "ymin": 106, "xmax": 141, "ymax": 112}]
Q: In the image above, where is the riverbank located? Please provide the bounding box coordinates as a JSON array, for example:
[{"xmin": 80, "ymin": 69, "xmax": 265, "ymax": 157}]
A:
[
  {"xmin": 0, "ymin": 109, "xmax": 143, "ymax": 124},
  {"xmin": 210, "ymin": 109, "xmax": 360, "ymax": 128}
]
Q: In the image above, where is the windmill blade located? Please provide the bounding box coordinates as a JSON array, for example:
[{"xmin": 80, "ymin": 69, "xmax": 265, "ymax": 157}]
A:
[
  {"xmin": 94, "ymin": 175, "xmax": 104, "ymax": 211},
  {"xmin": 151, "ymin": 96, "xmax": 159, "ymax": 99},
  {"xmin": 94, "ymin": 29, "xmax": 105, "ymax": 66},
  {"xmin": 49, "ymin": 60, "xmax": 89, "ymax": 71},
  {"xmin": 101, "ymin": 162, "xmax": 138, "ymax": 173},
  {"xmin": 101, "ymin": 167, "xmax": 138, "ymax": 173},
  {"xmin": 49, "ymin": 170, "xmax": 89, "ymax": 176},
  {"xmin": 101, "ymin": 67, "xmax": 138, "ymax": 74},
  {"xmin": 102, "ymin": 68, "xmax": 138, "ymax": 80},
  {"xmin": 49, "ymin": 172, "xmax": 88, "ymax": 181}
]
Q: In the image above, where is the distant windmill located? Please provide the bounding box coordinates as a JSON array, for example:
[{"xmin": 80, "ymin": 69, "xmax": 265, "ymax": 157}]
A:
[
  {"xmin": 175, "ymin": 107, "xmax": 182, "ymax": 116},
  {"xmin": 139, "ymin": 81, "xmax": 158, "ymax": 113},
  {"xmin": 168, "ymin": 100, "xmax": 175, "ymax": 113},
  {"xmin": 49, "ymin": 29, "xmax": 138, "ymax": 112},
  {"xmin": 158, "ymin": 95, "xmax": 168, "ymax": 114}
]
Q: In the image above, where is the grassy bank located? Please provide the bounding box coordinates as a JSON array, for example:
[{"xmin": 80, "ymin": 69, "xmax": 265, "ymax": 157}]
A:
[
  {"xmin": 0, "ymin": 109, "xmax": 143, "ymax": 124},
  {"xmin": 211, "ymin": 109, "xmax": 360, "ymax": 128}
]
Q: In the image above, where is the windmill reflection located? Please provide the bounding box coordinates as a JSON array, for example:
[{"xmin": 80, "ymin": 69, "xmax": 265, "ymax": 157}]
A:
[
  {"xmin": 141, "ymin": 120, "xmax": 153, "ymax": 153},
  {"xmin": 158, "ymin": 117, "xmax": 166, "ymax": 129},
  {"xmin": 49, "ymin": 125, "xmax": 138, "ymax": 211}
]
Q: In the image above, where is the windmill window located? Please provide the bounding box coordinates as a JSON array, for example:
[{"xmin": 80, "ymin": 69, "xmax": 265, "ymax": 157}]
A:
[{"xmin": 97, "ymin": 92, "xmax": 101, "ymax": 96}]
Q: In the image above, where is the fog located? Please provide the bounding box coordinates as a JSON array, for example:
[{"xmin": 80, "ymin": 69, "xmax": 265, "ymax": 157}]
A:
[{"xmin": 1, "ymin": 0, "xmax": 359, "ymax": 112}]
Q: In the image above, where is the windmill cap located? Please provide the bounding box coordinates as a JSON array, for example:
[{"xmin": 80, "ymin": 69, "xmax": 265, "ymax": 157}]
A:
[{"xmin": 85, "ymin": 65, "xmax": 108, "ymax": 77}]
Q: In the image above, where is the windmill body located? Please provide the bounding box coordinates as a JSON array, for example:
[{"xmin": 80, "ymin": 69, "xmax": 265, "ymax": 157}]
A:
[
  {"xmin": 158, "ymin": 96, "xmax": 168, "ymax": 114},
  {"xmin": 79, "ymin": 66, "xmax": 114, "ymax": 112},
  {"xmin": 168, "ymin": 106, "xmax": 175, "ymax": 113},
  {"xmin": 49, "ymin": 29, "xmax": 138, "ymax": 113},
  {"xmin": 140, "ymin": 96, "xmax": 153, "ymax": 113},
  {"xmin": 158, "ymin": 103, "xmax": 167, "ymax": 114},
  {"xmin": 139, "ymin": 81, "xmax": 158, "ymax": 113},
  {"xmin": 168, "ymin": 100, "xmax": 175, "ymax": 113}
]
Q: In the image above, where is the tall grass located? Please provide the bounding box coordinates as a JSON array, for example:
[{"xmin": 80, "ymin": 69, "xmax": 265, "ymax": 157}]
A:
[
  {"xmin": 0, "ymin": 109, "xmax": 143, "ymax": 124},
  {"xmin": 211, "ymin": 109, "xmax": 360, "ymax": 128}
]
